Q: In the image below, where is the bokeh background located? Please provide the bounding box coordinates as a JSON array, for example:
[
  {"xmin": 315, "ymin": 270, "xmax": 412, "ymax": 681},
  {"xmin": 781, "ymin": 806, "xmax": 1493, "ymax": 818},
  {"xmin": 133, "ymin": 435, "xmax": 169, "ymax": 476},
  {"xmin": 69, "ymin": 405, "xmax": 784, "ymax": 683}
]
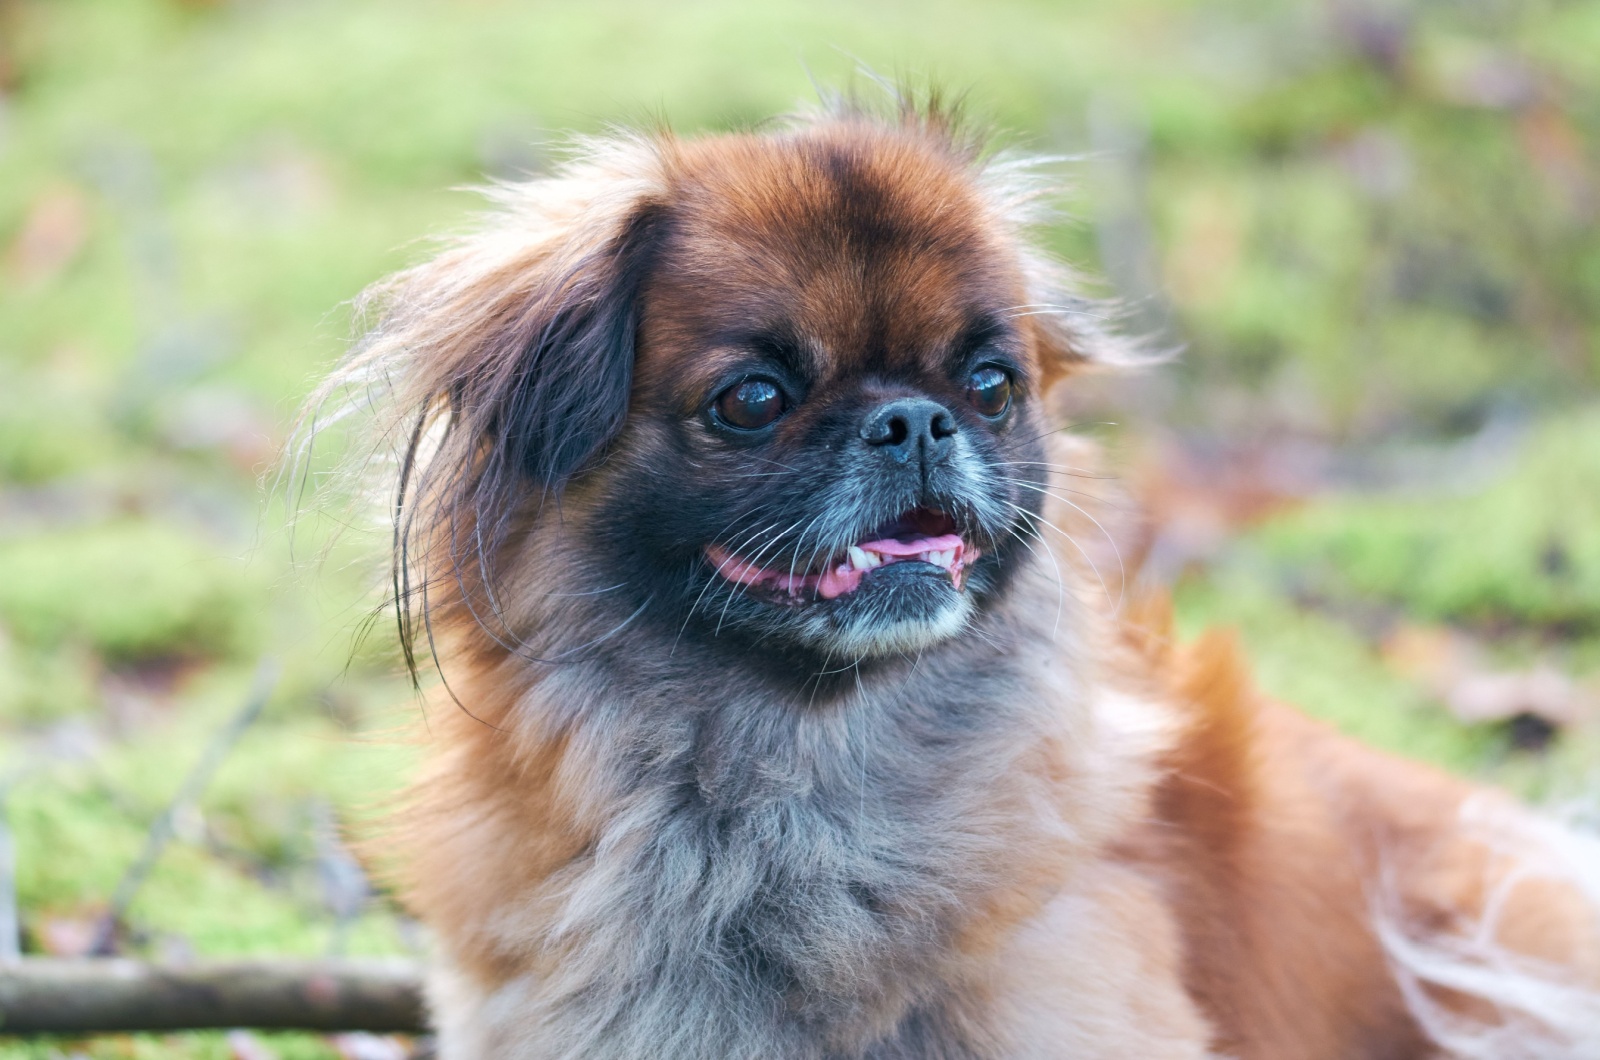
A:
[{"xmin": 2, "ymin": 0, "xmax": 1599, "ymax": 1056}]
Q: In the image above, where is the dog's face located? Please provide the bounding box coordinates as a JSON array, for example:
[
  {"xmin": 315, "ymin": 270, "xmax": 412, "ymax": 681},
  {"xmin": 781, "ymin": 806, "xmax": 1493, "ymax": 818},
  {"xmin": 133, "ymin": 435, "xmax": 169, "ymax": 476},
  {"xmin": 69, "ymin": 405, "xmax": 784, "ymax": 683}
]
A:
[
  {"xmin": 605, "ymin": 133, "xmax": 1053, "ymax": 659},
  {"xmin": 360, "ymin": 118, "xmax": 1096, "ymax": 675}
]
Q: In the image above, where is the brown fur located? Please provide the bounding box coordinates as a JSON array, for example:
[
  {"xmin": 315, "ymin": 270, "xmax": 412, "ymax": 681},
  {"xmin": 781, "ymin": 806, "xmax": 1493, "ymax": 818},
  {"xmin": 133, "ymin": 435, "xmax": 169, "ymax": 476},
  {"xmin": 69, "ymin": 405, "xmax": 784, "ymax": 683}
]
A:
[
  {"xmin": 319, "ymin": 98, "xmax": 1600, "ymax": 1059},
  {"xmin": 1116, "ymin": 604, "xmax": 1600, "ymax": 1056}
]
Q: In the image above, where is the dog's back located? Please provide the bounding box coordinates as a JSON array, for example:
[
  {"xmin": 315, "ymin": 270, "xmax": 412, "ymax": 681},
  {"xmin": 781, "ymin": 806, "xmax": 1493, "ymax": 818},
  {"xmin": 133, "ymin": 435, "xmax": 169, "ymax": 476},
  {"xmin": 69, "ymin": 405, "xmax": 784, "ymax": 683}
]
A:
[{"xmin": 1124, "ymin": 615, "xmax": 1600, "ymax": 1057}]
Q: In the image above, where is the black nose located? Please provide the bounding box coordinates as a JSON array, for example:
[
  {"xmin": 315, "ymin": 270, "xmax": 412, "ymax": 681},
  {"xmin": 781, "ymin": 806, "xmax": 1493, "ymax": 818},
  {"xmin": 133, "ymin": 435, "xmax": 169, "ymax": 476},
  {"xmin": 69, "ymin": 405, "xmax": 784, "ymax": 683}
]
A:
[{"xmin": 860, "ymin": 397, "xmax": 958, "ymax": 465}]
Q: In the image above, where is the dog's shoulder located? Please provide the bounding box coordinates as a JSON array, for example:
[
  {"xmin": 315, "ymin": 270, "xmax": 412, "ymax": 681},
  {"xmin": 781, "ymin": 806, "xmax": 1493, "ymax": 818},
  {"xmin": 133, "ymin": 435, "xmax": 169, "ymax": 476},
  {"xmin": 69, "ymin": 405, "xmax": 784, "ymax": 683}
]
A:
[{"xmin": 1105, "ymin": 611, "xmax": 1428, "ymax": 1056}]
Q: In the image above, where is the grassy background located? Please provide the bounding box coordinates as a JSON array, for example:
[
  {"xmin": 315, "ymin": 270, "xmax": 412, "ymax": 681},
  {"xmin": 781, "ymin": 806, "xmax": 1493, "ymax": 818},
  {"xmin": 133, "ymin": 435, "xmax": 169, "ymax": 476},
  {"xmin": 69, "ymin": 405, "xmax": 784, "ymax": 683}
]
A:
[{"xmin": 2, "ymin": 0, "xmax": 1598, "ymax": 1055}]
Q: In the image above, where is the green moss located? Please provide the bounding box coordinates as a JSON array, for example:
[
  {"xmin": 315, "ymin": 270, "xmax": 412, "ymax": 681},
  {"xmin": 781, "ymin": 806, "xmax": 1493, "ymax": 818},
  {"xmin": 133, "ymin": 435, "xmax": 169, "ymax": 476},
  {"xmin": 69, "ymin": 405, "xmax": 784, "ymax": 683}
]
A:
[
  {"xmin": 1174, "ymin": 412, "xmax": 1600, "ymax": 798},
  {"xmin": 0, "ymin": 1033, "xmax": 343, "ymax": 1060},
  {"xmin": 0, "ymin": 519, "xmax": 263, "ymax": 664},
  {"xmin": 1173, "ymin": 570, "xmax": 1500, "ymax": 778},
  {"xmin": 4, "ymin": 666, "xmax": 414, "ymax": 954},
  {"xmin": 0, "ymin": 637, "xmax": 99, "ymax": 723},
  {"xmin": 0, "ymin": 395, "xmax": 113, "ymax": 485},
  {"xmin": 1255, "ymin": 412, "xmax": 1600, "ymax": 629}
]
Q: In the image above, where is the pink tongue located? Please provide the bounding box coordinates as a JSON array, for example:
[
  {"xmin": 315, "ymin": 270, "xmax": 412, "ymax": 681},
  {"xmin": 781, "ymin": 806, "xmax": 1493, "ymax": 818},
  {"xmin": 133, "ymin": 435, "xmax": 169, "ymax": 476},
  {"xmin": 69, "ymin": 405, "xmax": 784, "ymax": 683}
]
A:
[
  {"xmin": 814, "ymin": 567, "xmax": 861, "ymax": 599},
  {"xmin": 708, "ymin": 534, "xmax": 971, "ymax": 601},
  {"xmin": 815, "ymin": 533, "xmax": 966, "ymax": 600},
  {"xmin": 856, "ymin": 533, "xmax": 964, "ymax": 557}
]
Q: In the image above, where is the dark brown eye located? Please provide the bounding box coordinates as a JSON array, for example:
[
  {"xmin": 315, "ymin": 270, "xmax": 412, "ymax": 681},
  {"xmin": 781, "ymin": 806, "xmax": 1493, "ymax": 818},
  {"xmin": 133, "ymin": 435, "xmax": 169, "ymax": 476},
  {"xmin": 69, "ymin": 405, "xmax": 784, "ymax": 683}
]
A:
[
  {"xmin": 965, "ymin": 366, "xmax": 1013, "ymax": 418},
  {"xmin": 714, "ymin": 378, "xmax": 786, "ymax": 431}
]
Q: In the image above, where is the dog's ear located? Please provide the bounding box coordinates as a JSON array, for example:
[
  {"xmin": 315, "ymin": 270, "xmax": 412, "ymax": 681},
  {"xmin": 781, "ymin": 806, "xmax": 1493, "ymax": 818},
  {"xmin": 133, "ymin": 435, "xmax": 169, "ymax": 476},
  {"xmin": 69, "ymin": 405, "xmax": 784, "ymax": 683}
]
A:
[
  {"xmin": 294, "ymin": 153, "xmax": 671, "ymax": 684},
  {"xmin": 341, "ymin": 154, "xmax": 670, "ymax": 512},
  {"xmin": 1018, "ymin": 250, "xmax": 1143, "ymax": 392},
  {"xmin": 489, "ymin": 201, "xmax": 665, "ymax": 490}
]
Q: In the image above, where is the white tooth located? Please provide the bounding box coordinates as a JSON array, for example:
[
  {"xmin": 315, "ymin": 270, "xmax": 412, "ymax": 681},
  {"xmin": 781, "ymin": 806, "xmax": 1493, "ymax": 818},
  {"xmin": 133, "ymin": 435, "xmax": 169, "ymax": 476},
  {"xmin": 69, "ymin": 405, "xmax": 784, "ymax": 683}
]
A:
[
  {"xmin": 848, "ymin": 546, "xmax": 871, "ymax": 571},
  {"xmin": 866, "ymin": 551, "xmax": 884, "ymax": 568}
]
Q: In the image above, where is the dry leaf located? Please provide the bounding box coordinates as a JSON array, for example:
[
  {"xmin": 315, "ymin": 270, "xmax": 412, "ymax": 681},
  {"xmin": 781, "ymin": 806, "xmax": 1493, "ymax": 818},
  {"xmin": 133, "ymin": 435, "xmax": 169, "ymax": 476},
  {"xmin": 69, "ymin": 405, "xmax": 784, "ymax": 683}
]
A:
[
  {"xmin": 1446, "ymin": 665, "xmax": 1586, "ymax": 728},
  {"xmin": 330, "ymin": 1033, "xmax": 411, "ymax": 1060},
  {"xmin": 1382, "ymin": 623, "xmax": 1592, "ymax": 744},
  {"xmin": 4, "ymin": 185, "xmax": 90, "ymax": 288},
  {"xmin": 33, "ymin": 912, "xmax": 99, "ymax": 957},
  {"xmin": 228, "ymin": 1030, "xmax": 279, "ymax": 1060},
  {"xmin": 1381, "ymin": 624, "xmax": 1476, "ymax": 687}
]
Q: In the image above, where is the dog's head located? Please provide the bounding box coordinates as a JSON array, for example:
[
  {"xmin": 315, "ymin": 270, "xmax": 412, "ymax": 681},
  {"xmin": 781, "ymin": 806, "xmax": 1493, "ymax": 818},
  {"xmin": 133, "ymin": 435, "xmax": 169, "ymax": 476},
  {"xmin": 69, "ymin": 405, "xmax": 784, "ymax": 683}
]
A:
[{"xmin": 333, "ymin": 103, "xmax": 1122, "ymax": 676}]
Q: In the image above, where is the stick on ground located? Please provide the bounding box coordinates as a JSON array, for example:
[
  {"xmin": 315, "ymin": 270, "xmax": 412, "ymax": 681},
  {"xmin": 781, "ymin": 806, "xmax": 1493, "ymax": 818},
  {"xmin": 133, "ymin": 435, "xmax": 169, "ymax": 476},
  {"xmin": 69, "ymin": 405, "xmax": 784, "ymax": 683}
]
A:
[
  {"xmin": 0, "ymin": 957, "xmax": 424, "ymax": 1034},
  {"xmin": 92, "ymin": 658, "xmax": 281, "ymax": 954}
]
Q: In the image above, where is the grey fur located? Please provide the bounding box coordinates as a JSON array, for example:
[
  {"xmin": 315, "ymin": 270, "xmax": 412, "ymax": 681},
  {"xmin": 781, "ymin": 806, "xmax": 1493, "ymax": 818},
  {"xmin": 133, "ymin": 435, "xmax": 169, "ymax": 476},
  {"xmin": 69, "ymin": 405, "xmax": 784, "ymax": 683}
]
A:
[
  {"xmin": 311, "ymin": 97, "xmax": 1171, "ymax": 1059},
  {"xmin": 438, "ymin": 567, "xmax": 1095, "ymax": 1059}
]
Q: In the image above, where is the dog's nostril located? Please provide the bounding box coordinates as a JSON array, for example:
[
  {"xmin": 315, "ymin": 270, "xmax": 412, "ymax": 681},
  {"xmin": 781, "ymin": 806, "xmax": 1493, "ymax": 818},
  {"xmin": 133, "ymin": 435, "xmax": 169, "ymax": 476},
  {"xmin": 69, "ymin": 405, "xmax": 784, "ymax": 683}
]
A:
[{"xmin": 861, "ymin": 397, "xmax": 959, "ymax": 456}]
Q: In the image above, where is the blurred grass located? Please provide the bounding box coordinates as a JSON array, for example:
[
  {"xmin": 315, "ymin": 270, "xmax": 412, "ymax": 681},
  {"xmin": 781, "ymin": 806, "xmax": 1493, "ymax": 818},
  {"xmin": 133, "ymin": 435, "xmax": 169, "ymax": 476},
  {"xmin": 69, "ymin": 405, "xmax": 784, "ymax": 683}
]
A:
[
  {"xmin": 0, "ymin": 519, "xmax": 263, "ymax": 665},
  {"xmin": 1, "ymin": 0, "xmax": 1598, "ymax": 1055},
  {"xmin": 1175, "ymin": 409, "xmax": 1600, "ymax": 799},
  {"xmin": 1254, "ymin": 411, "xmax": 1600, "ymax": 629}
]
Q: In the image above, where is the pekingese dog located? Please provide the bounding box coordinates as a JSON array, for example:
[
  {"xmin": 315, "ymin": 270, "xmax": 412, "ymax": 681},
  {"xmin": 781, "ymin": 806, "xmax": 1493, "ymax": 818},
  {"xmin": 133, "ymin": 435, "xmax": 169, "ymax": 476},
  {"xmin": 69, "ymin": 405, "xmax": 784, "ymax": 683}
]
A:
[{"xmin": 315, "ymin": 96, "xmax": 1600, "ymax": 1058}]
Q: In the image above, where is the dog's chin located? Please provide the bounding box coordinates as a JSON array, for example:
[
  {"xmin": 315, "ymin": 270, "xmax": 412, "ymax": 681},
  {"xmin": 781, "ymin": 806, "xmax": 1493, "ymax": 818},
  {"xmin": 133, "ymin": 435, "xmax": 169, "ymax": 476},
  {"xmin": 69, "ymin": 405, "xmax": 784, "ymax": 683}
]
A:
[
  {"xmin": 791, "ymin": 562, "xmax": 977, "ymax": 657},
  {"xmin": 714, "ymin": 560, "xmax": 978, "ymax": 659}
]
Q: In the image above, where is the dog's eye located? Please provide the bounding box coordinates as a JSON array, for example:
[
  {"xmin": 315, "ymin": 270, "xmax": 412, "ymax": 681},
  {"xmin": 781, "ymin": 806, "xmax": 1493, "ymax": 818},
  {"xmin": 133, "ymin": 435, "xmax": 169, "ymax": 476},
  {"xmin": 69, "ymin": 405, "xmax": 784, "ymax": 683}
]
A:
[
  {"xmin": 965, "ymin": 366, "xmax": 1013, "ymax": 418},
  {"xmin": 714, "ymin": 378, "xmax": 786, "ymax": 431}
]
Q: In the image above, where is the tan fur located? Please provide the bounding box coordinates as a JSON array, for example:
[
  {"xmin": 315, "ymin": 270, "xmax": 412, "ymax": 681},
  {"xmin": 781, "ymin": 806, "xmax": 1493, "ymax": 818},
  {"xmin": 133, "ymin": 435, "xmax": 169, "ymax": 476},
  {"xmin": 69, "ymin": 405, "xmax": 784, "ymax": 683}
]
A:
[
  {"xmin": 323, "ymin": 101, "xmax": 1600, "ymax": 1058},
  {"xmin": 1119, "ymin": 606, "xmax": 1600, "ymax": 1057}
]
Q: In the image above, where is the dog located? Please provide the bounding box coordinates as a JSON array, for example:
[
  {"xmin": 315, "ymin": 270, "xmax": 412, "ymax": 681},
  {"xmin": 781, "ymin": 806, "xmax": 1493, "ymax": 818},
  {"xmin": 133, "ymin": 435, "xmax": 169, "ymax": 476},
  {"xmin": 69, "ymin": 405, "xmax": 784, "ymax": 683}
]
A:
[{"xmin": 313, "ymin": 95, "xmax": 1600, "ymax": 1058}]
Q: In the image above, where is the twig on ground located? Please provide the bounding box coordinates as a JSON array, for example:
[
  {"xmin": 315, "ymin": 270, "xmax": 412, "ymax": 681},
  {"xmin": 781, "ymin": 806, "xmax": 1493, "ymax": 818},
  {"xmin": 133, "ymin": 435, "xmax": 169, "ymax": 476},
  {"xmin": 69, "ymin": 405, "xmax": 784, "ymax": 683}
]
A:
[
  {"xmin": 0, "ymin": 956, "xmax": 423, "ymax": 1033},
  {"xmin": 0, "ymin": 798, "xmax": 17, "ymax": 963},
  {"xmin": 0, "ymin": 736, "xmax": 95, "ymax": 962},
  {"xmin": 91, "ymin": 658, "xmax": 282, "ymax": 955},
  {"xmin": 312, "ymin": 799, "xmax": 370, "ymax": 957}
]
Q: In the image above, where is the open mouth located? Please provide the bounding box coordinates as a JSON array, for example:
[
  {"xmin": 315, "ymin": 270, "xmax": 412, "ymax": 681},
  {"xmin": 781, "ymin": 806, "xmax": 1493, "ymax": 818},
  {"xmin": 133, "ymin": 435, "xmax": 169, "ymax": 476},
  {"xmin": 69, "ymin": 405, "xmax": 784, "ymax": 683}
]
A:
[{"xmin": 705, "ymin": 508, "xmax": 976, "ymax": 601}]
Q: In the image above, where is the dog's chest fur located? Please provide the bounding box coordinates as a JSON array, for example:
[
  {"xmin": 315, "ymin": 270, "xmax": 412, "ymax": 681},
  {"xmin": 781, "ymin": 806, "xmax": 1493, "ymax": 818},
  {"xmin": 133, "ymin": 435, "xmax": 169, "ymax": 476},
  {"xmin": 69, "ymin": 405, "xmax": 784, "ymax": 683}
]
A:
[{"xmin": 411, "ymin": 603, "xmax": 1196, "ymax": 1060}]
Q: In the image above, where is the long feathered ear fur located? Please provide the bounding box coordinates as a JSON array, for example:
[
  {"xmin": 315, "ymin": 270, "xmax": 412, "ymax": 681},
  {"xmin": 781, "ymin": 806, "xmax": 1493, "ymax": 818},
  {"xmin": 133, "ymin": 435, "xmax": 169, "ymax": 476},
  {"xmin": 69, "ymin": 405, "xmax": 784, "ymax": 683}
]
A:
[
  {"xmin": 492, "ymin": 200, "xmax": 665, "ymax": 489},
  {"xmin": 303, "ymin": 135, "xmax": 673, "ymax": 680}
]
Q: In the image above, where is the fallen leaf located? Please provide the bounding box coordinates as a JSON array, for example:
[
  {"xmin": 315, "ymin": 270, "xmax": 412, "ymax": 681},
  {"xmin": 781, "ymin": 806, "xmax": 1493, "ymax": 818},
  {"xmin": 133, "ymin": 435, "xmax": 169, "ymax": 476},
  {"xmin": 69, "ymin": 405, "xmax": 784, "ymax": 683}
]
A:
[
  {"xmin": 330, "ymin": 1033, "xmax": 411, "ymax": 1060},
  {"xmin": 4, "ymin": 185, "xmax": 90, "ymax": 288},
  {"xmin": 1382, "ymin": 624, "xmax": 1593, "ymax": 741},
  {"xmin": 228, "ymin": 1030, "xmax": 278, "ymax": 1060},
  {"xmin": 1381, "ymin": 624, "xmax": 1475, "ymax": 686},
  {"xmin": 1445, "ymin": 665, "xmax": 1586, "ymax": 728},
  {"xmin": 33, "ymin": 912, "xmax": 99, "ymax": 957},
  {"xmin": 1518, "ymin": 102, "xmax": 1594, "ymax": 220}
]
